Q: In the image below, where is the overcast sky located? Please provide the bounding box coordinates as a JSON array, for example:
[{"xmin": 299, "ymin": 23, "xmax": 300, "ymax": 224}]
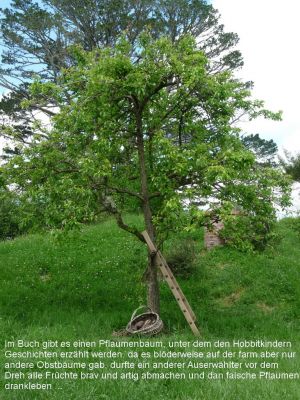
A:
[
  {"xmin": 213, "ymin": 0, "xmax": 300, "ymax": 156},
  {"xmin": 212, "ymin": 0, "xmax": 300, "ymax": 213}
]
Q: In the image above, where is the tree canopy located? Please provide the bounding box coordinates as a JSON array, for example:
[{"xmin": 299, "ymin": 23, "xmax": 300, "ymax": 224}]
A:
[
  {"xmin": 3, "ymin": 34, "xmax": 290, "ymax": 246},
  {"xmin": 0, "ymin": 0, "xmax": 243, "ymax": 157},
  {"xmin": 279, "ymin": 151, "xmax": 300, "ymax": 182},
  {"xmin": 241, "ymin": 133, "xmax": 278, "ymax": 167},
  {"xmin": 1, "ymin": 0, "xmax": 242, "ymax": 90}
]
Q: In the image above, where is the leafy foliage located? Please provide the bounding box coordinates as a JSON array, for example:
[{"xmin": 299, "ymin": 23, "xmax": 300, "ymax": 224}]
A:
[
  {"xmin": 0, "ymin": 187, "xmax": 21, "ymax": 240},
  {"xmin": 2, "ymin": 34, "xmax": 291, "ymax": 252},
  {"xmin": 165, "ymin": 238, "xmax": 197, "ymax": 278},
  {"xmin": 288, "ymin": 216, "xmax": 300, "ymax": 238},
  {"xmin": 279, "ymin": 150, "xmax": 300, "ymax": 182}
]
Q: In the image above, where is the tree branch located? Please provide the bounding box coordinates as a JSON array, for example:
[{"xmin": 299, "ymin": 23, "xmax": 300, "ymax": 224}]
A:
[
  {"xmin": 107, "ymin": 185, "xmax": 143, "ymax": 200},
  {"xmin": 140, "ymin": 75, "xmax": 177, "ymax": 111},
  {"xmin": 149, "ymin": 191, "xmax": 161, "ymax": 199},
  {"xmin": 101, "ymin": 195, "xmax": 145, "ymax": 243}
]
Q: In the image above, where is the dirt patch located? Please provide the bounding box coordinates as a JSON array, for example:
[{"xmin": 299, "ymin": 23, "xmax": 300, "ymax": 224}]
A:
[
  {"xmin": 256, "ymin": 302, "xmax": 274, "ymax": 314},
  {"xmin": 215, "ymin": 262, "xmax": 230, "ymax": 270},
  {"xmin": 217, "ymin": 287, "xmax": 245, "ymax": 307},
  {"xmin": 112, "ymin": 328, "xmax": 130, "ymax": 337},
  {"xmin": 40, "ymin": 273, "xmax": 51, "ymax": 282}
]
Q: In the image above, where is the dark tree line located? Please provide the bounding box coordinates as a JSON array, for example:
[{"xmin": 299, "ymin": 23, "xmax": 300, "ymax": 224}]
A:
[{"xmin": 0, "ymin": 0, "xmax": 243, "ymax": 152}]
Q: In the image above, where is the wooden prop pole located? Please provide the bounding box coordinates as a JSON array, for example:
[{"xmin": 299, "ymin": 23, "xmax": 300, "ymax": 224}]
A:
[{"xmin": 142, "ymin": 230, "xmax": 201, "ymax": 336}]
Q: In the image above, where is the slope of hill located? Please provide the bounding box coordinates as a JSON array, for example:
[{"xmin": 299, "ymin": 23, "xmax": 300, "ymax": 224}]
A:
[{"xmin": 0, "ymin": 216, "xmax": 299, "ymax": 399}]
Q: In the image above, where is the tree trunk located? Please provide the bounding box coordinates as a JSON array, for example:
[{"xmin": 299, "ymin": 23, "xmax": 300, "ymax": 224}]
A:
[
  {"xmin": 146, "ymin": 254, "xmax": 160, "ymax": 313},
  {"xmin": 136, "ymin": 110, "xmax": 160, "ymax": 314}
]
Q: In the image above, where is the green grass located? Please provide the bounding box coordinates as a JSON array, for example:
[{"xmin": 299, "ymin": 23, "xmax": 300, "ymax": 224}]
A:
[{"xmin": 0, "ymin": 216, "xmax": 299, "ymax": 399}]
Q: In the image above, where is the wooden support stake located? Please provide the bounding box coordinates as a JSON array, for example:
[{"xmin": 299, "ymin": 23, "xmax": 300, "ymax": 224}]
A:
[
  {"xmin": 142, "ymin": 231, "xmax": 201, "ymax": 336},
  {"xmin": 158, "ymin": 251, "xmax": 197, "ymax": 322}
]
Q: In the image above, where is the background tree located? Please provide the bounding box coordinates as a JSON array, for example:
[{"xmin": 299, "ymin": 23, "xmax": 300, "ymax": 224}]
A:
[
  {"xmin": 241, "ymin": 133, "xmax": 278, "ymax": 166},
  {"xmin": 279, "ymin": 150, "xmax": 300, "ymax": 182},
  {"xmin": 2, "ymin": 34, "xmax": 291, "ymax": 311},
  {"xmin": 0, "ymin": 0, "xmax": 243, "ymax": 156}
]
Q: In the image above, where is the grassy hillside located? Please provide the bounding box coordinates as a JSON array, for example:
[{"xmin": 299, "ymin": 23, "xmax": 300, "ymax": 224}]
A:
[{"xmin": 0, "ymin": 216, "xmax": 299, "ymax": 399}]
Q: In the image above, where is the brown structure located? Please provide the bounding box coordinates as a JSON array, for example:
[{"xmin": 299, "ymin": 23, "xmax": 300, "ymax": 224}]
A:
[
  {"xmin": 204, "ymin": 209, "xmax": 241, "ymax": 250},
  {"xmin": 204, "ymin": 221, "xmax": 225, "ymax": 250}
]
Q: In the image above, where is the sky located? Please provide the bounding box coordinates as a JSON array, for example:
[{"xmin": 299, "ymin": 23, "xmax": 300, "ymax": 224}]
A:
[
  {"xmin": 212, "ymin": 0, "xmax": 300, "ymax": 156},
  {"xmin": 212, "ymin": 0, "xmax": 300, "ymax": 214},
  {"xmin": 0, "ymin": 0, "xmax": 12, "ymax": 96},
  {"xmin": 0, "ymin": 0, "xmax": 11, "ymax": 8}
]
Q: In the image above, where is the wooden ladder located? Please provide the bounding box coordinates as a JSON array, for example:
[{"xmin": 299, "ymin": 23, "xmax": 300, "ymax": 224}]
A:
[{"xmin": 141, "ymin": 231, "xmax": 201, "ymax": 336}]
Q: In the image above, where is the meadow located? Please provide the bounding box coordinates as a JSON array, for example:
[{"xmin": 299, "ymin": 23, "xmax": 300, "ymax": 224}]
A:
[{"xmin": 0, "ymin": 216, "xmax": 299, "ymax": 399}]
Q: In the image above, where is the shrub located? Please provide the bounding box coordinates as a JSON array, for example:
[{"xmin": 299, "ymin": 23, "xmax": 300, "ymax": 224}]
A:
[
  {"xmin": 165, "ymin": 238, "xmax": 197, "ymax": 278},
  {"xmin": 0, "ymin": 189, "xmax": 22, "ymax": 240},
  {"xmin": 220, "ymin": 213, "xmax": 279, "ymax": 252},
  {"xmin": 290, "ymin": 216, "xmax": 300, "ymax": 237}
]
